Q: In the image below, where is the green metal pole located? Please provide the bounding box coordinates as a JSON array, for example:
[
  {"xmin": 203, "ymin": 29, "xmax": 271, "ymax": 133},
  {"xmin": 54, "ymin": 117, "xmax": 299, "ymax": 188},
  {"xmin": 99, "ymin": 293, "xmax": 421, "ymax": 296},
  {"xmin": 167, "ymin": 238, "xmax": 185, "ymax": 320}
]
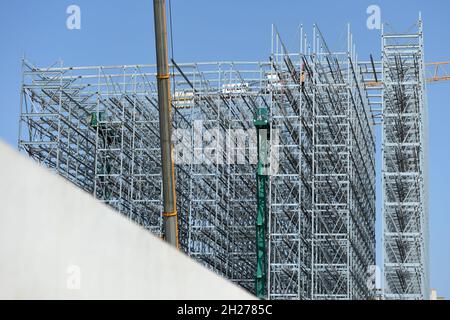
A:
[{"xmin": 254, "ymin": 107, "xmax": 269, "ymax": 299}]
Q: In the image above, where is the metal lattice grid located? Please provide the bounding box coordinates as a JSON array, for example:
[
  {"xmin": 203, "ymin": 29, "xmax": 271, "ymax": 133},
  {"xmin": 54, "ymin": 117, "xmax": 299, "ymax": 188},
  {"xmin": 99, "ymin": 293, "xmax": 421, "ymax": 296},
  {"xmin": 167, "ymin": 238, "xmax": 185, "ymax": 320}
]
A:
[
  {"xmin": 381, "ymin": 18, "xmax": 430, "ymax": 300},
  {"xmin": 267, "ymin": 25, "xmax": 376, "ymax": 300},
  {"xmin": 18, "ymin": 60, "xmax": 272, "ymax": 292},
  {"xmin": 19, "ymin": 24, "xmax": 378, "ymax": 299}
]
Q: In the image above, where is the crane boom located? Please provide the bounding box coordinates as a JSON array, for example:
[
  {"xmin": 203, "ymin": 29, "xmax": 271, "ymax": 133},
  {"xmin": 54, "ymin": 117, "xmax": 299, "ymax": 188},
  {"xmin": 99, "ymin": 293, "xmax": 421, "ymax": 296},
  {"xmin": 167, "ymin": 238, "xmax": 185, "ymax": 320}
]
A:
[
  {"xmin": 153, "ymin": 0, "xmax": 179, "ymax": 248},
  {"xmin": 363, "ymin": 61, "xmax": 450, "ymax": 87},
  {"xmin": 426, "ymin": 61, "xmax": 450, "ymax": 83}
]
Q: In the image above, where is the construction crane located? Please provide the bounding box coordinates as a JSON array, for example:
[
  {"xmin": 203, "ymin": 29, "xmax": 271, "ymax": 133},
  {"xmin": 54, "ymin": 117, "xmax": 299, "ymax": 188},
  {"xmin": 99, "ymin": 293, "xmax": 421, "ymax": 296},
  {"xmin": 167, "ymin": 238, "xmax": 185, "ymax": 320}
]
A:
[{"xmin": 153, "ymin": 0, "xmax": 179, "ymax": 248}]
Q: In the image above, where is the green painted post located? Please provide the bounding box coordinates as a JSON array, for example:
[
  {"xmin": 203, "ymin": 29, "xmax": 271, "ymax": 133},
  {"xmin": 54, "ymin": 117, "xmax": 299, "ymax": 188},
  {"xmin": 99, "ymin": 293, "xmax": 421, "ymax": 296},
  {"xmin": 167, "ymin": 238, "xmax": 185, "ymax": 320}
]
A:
[{"xmin": 254, "ymin": 107, "xmax": 269, "ymax": 299}]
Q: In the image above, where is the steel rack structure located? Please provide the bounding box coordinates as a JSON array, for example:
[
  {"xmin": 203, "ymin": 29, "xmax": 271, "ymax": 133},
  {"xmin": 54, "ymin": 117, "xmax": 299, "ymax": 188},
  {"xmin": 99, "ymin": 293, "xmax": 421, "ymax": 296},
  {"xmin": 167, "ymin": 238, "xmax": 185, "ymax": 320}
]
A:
[
  {"xmin": 268, "ymin": 25, "xmax": 376, "ymax": 300},
  {"xmin": 19, "ymin": 25, "xmax": 377, "ymax": 299},
  {"xmin": 169, "ymin": 61, "xmax": 270, "ymax": 291},
  {"xmin": 18, "ymin": 59, "xmax": 271, "ymax": 293},
  {"xmin": 382, "ymin": 18, "xmax": 430, "ymax": 299},
  {"xmin": 19, "ymin": 61, "xmax": 168, "ymax": 235}
]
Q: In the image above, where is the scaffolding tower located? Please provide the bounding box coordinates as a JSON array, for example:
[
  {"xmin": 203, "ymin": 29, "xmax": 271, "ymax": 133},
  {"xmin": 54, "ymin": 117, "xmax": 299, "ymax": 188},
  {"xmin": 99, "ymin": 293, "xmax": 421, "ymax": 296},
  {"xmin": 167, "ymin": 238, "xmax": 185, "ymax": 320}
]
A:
[
  {"xmin": 268, "ymin": 25, "xmax": 376, "ymax": 299},
  {"xmin": 19, "ymin": 25, "xmax": 377, "ymax": 299},
  {"xmin": 382, "ymin": 18, "xmax": 430, "ymax": 299}
]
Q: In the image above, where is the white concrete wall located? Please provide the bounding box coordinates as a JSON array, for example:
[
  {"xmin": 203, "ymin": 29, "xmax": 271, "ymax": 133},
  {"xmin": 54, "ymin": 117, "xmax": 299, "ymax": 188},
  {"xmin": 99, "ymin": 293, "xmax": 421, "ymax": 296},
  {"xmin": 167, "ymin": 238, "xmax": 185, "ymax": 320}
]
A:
[{"xmin": 0, "ymin": 141, "xmax": 255, "ymax": 300}]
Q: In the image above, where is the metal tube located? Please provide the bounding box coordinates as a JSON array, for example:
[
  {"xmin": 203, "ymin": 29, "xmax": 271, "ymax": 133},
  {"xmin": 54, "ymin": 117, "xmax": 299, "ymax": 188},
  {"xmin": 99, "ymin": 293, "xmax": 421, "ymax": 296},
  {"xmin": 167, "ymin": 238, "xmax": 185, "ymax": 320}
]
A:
[{"xmin": 153, "ymin": 0, "xmax": 178, "ymax": 248}]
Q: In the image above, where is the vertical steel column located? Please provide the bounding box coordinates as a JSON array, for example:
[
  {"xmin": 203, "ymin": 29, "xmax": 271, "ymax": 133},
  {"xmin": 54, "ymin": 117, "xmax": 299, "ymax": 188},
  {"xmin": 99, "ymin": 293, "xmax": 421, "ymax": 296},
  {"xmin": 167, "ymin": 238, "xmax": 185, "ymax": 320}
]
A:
[{"xmin": 153, "ymin": 0, "xmax": 178, "ymax": 247}]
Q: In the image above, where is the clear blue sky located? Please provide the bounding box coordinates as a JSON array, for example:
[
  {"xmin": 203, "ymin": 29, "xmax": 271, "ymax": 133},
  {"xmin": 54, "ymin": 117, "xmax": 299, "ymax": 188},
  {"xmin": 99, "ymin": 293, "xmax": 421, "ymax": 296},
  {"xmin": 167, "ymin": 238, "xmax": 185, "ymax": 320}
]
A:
[{"xmin": 1, "ymin": 0, "xmax": 449, "ymax": 298}]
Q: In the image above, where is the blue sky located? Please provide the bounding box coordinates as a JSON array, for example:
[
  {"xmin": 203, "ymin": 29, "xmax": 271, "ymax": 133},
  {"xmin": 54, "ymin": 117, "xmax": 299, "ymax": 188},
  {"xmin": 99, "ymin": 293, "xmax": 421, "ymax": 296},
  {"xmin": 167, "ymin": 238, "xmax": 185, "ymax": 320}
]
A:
[{"xmin": 1, "ymin": 0, "xmax": 449, "ymax": 298}]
